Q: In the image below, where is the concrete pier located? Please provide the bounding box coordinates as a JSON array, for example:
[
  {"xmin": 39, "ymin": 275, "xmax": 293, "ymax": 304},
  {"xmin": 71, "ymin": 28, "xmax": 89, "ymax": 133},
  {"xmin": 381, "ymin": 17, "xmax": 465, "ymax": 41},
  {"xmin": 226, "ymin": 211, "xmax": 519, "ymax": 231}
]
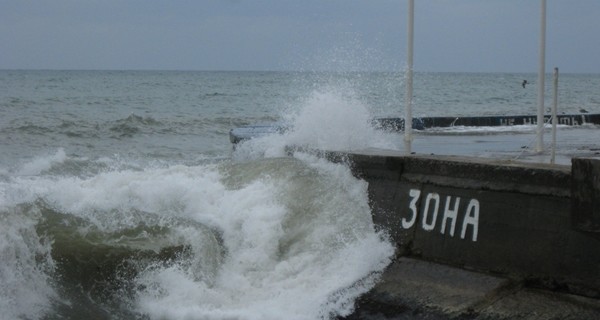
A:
[
  {"xmin": 313, "ymin": 150, "xmax": 600, "ymax": 319},
  {"xmin": 232, "ymin": 116, "xmax": 600, "ymax": 318},
  {"xmin": 416, "ymin": 113, "xmax": 600, "ymax": 128}
]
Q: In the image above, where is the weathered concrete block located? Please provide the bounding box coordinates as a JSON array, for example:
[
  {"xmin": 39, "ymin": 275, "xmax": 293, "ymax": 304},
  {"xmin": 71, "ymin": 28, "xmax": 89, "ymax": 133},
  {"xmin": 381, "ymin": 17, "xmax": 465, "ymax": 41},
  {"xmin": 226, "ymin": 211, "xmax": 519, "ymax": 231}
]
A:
[
  {"xmin": 339, "ymin": 152, "xmax": 600, "ymax": 298},
  {"xmin": 368, "ymin": 257, "xmax": 509, "ymax": 316},
  {"xmin": 572, "ymin": 157, "xmax": 600, "ymax": 236},
  {"xmin": 313, "ymin": 149, "xmax": 600, "ymax": 297},
  {"xmin": 346, "ymin": 257, "xmax": 600, "ymax": 319}
]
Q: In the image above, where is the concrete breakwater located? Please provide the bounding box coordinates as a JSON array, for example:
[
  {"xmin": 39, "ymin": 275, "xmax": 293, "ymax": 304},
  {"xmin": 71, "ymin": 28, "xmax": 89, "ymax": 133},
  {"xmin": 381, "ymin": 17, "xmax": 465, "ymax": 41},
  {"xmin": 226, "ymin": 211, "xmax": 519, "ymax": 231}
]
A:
[
  {"xmin": 312, "ymin": 149, "xmax": 600, "ymax": 318},
  {"xmin": 417, "ymin": 113, "xmax": 600, "ymax": 128},
  {"xmin": 230, "ymin": 113, "xmax": 600, "ymax": 145}
]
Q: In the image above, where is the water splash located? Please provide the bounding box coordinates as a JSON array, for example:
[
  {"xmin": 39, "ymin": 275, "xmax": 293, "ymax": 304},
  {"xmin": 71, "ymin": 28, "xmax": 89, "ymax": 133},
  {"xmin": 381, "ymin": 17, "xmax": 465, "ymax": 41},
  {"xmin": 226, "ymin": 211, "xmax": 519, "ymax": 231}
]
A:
[
  {"xmin": 1, "ymin": 153, "xmax": 394, "ymax": 319},
  {"xmin": 132, "ymin": 156, "xmax": 394, "ymax": 320},
  {"xmin": 284, "ymin": 86, "xmax": 400, "ymax": 150},
  {"xmin": 0, "ymin": 204, "xmax": 56, "ymax": 320},
  {"xmin": 17, "ymin": 148, "xmax": 67, "ymax": 176},
  {"xmin": 233, "ymin": 83, "xmax": 402, "ymax": 161}
]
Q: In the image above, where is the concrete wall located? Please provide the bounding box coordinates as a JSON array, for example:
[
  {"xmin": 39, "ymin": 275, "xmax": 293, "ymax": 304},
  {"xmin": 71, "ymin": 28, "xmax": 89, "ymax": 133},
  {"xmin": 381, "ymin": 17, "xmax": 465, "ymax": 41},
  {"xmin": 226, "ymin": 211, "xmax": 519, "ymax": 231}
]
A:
[
  {"xmin": 572, "ymin": 158, "xmax": 600, "ymax": 238},
  {"xmin": 322, "ymin": 150, "xmax": 600, "ymax": 298},
  {"xmin": 418, "ymin": 114, "xmax": 600, "ymax": 127}
]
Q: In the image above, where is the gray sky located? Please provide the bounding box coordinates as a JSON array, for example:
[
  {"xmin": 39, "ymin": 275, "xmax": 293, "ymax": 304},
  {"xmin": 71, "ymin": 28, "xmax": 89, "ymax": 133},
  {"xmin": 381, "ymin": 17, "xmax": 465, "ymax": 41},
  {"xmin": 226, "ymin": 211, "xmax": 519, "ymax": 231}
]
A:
[{"xmin": 1, "ymin": 0, "xmax": 599, "ymax": 73}]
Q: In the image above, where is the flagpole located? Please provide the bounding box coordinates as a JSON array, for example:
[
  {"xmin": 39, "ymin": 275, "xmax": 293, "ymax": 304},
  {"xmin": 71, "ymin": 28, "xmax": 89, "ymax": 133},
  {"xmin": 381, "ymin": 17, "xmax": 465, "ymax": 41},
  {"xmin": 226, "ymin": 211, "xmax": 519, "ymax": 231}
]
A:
[
  {"xmin": 404, "ymin": 0, "xmax": 414, "ymax": 153},
  {"xmin": 551, "ymin": 67, "xmax": 558, "ymax": 164},
  {"xmin": 535, "ymin": 0, "xmax": 546, "ymax": 153}
]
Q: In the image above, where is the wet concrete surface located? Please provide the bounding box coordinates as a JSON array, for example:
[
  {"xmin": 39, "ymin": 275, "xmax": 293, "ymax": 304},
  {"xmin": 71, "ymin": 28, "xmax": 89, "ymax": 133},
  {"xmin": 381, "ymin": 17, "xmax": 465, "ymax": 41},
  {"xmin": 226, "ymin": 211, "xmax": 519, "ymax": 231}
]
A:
[
  {"xmin": 343, "ymin": 258, "xmax": 600, "ymax": 320},
  {"xmin": 408, "ymin": 125, "xmax": 600, "ymax": 165}
]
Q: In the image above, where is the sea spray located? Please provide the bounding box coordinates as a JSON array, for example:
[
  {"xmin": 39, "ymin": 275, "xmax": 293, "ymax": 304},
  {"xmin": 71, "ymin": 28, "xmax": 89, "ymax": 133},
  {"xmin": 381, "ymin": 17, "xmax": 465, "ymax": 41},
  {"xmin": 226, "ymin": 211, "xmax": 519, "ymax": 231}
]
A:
[
  {"xmin": 16, "ymin": 148, "xmax": 68, "ymax": 176},
  {"xmin": 133, "ymin": 156, "xmax": 394, "ymax": 320},
  {"xmin": 284, "ymin": 88, "xmax": 385, "ymax": 149},
  {"xmin": 0, "ymin": 204, "xmax": 56, "ymax": 320},
  {"xmin": 1, "ymin": 150, "xmax": 394, "ymax": 319},
  {"xmin": 233, "ymin": 84, "xmax": 403, "ymax": 161}
]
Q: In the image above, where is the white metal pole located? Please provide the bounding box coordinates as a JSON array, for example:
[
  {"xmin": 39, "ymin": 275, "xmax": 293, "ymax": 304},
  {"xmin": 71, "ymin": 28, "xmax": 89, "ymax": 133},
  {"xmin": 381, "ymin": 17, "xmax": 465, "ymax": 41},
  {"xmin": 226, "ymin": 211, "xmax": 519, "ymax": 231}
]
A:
[
  {"xmin": 535, "ymin": 0, "xmax": 546, "ymax": 153},
  {"xmin": 551, "ymin": 67, "xmax": 558, "ymax": 164},
  {"xmin": 404, "ymin": 0, "xmax": 414, "ymax": 153}
]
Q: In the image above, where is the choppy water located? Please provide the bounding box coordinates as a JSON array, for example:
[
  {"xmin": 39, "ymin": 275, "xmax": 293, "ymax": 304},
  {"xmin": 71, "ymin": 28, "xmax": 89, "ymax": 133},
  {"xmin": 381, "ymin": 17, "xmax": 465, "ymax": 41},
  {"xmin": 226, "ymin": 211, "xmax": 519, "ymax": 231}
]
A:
[{"xmin": 1, "ymin": 70, "xmax": 599, "ymax": 320}]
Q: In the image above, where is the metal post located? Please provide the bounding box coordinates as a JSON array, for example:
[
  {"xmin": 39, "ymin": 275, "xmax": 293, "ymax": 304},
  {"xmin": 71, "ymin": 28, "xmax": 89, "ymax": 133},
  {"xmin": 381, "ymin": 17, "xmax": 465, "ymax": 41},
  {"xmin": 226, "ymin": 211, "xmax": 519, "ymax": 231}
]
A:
[
  {"xmin": 404, "ymin": 0, "xmax": 414, "ymax": 153},
  {"xmin": 535, "ymin": 0, "xmax": 546, "ymax": 153},
  {"xmin": 551, "ymin": 67, "xmax": 558, "ymax": 164}
]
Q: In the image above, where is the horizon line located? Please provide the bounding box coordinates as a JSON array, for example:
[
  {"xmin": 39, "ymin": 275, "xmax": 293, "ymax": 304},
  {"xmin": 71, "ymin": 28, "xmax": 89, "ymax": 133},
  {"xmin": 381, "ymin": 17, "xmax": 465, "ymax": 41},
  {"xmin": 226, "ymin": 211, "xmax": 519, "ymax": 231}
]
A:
[{"xmin": 1, "ymin": 68, "xmax": 597, "ymax": 75}]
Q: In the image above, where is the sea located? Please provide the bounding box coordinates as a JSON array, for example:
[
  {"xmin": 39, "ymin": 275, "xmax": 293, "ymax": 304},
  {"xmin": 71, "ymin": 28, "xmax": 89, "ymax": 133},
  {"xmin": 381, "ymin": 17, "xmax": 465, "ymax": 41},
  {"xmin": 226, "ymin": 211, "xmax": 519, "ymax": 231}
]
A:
[{"xmin": 1, "ymin": 70, "xmax": 599, "ymax": 320}]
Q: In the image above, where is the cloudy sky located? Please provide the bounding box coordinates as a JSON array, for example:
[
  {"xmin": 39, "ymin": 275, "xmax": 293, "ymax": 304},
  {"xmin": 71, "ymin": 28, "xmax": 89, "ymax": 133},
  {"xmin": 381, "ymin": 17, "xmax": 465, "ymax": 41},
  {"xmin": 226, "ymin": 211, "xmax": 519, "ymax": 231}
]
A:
[{"xmin": 1, "ymin": 0, "xmax": 599, "ymax": 73}]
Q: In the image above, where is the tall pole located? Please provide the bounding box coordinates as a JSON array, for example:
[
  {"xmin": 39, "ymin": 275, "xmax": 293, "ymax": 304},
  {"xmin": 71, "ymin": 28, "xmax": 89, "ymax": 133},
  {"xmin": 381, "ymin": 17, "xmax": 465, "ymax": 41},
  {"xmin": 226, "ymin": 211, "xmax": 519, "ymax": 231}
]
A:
[
  {"xmin": 551, "ymin": 67, "xmax": 558, "ymax": 164},
  {"xmin": 535, "ymin": 0, "xmax": 546, "ymax": 153},
  {"xmin": 404, "ymin": 0, "xmax": 414, "ymax": 153}
]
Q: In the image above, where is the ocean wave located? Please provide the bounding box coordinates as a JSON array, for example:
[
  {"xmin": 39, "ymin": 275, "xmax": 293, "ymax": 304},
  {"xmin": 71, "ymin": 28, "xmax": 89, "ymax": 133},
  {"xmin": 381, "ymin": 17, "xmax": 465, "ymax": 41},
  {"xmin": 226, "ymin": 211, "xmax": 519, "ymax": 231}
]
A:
[
  {"xmin": 108, "ymin": 114, "xmax": 162, "ymax": 138},
  {"xmin": 12, "ymin": 122, "xmax": 51, "ymax": 135},
  {"xmin": 115, "ymin": 113, "xmax": 162, "ymax": 126},
  {"xmin": 0, "ymin": 203, "xmax": 56, "ymax": 320},
  {"xmin": 4, "ymin": 97, "xmax": 38, "ymax": 108},
  {"xmin": 17, "ymin": 148, "xmax": 68, "ymax": 176},
  {"xmin": 201, "ymin": 92, "xmax": 227, "ymax": 98},
  {"xmin": 1, "ymin": 153, "xmax": 394, "ymax": 319},
  {"xmin": 2, "ymin": 110, "xmax": 278, "ymax": 146},
  {"xmin": 10, "ymin": 149, "xmax": 147, "ymax": 179}
]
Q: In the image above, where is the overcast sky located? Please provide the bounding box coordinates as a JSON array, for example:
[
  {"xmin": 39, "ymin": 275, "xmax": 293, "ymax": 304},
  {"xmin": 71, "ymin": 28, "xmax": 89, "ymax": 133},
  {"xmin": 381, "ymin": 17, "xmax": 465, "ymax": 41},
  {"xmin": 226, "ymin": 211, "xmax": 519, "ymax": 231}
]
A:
[{"xmin": 1, "ymin": 0, "xmax": 599, "ymax": 73}]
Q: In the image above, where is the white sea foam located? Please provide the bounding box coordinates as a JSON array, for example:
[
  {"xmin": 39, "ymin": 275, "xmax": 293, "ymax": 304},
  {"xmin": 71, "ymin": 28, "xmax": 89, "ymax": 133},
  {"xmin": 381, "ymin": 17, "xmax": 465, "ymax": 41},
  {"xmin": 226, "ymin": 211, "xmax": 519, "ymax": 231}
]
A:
[
  {"xmin": 0, "ymin": 206, "xmax": 56, "ymax": 320},
  {"xmin": 2, "ymin": 152, "xmax": 394, "ymax": 319},
  {"xmin": 17, "ymin": 148, "xmax": 67, "ymax": 176},
  {"xmin": 232, "ymin": 85, "xmax": 402, "ymax": 161},
  {"xmin": 130, "ymin": 157, "xmax": 393, "ymax": 320},
  {"xmin": 284, "ymin": 87, "xmax": 399, "ymax": 150}
]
